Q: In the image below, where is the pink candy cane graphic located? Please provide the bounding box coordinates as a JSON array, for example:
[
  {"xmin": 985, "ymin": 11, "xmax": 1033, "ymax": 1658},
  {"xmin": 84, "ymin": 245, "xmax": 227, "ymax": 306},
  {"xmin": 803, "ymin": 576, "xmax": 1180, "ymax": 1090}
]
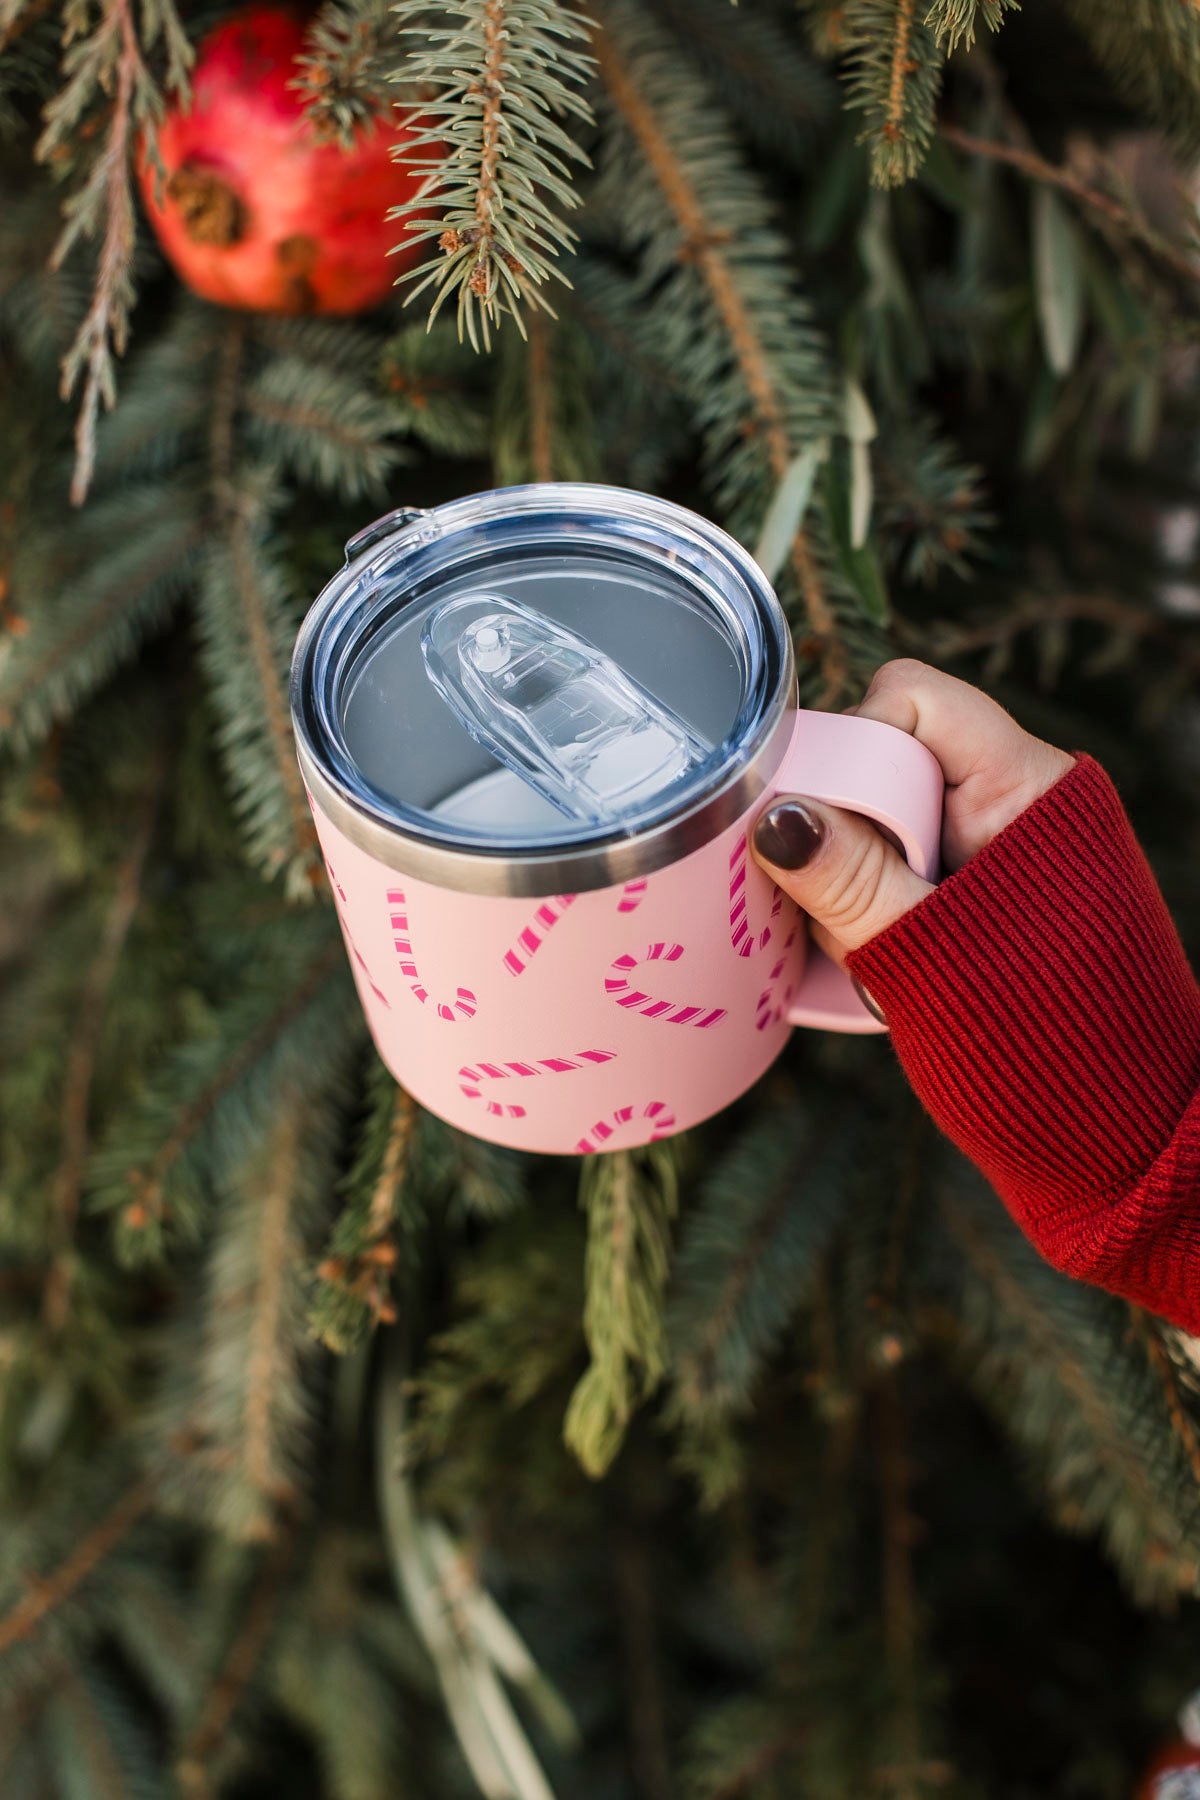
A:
[
  {"xmin": 502, "ymin": 895, "xmax": 577, "ymax": 976},
  {"xmin": 755, "ymin": 922, "xmax": 799, "ymax": 1031},
  {"xmin": 459, "ymin": 1048, "xmax": 618, "ymax": 1119},
  {"xmin": 324, "ymin": 859, "xmax": 390, "ymax": 1009},
  {"xmin": 387, "ymin": 887, "xmax": 477, "ymax": 1021},
  {"xmin": 728, "ymin": 831, "xmax": 782, "ymax": 958},
  {"xmin": 324, "ymin": 859, "xmax": 348, "ymax": 904},
  {"xmin": 503, "ymin": 881, "xmax": 648, "ymax": 977},
  {"xmin": 606, "ymin": 943, "xmax": 727, "ymax": 1028},
  {"xmin": 575, "ymin": 1101, "xmax": 677, "ymax": 1155}
]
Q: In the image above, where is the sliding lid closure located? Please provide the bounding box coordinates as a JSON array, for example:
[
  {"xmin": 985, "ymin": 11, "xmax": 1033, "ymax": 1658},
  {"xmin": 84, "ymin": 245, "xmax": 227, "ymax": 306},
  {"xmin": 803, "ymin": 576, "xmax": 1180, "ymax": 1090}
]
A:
[{"xmin": 421, "ymin": 593, "xmax": 715, "ymax": 827}]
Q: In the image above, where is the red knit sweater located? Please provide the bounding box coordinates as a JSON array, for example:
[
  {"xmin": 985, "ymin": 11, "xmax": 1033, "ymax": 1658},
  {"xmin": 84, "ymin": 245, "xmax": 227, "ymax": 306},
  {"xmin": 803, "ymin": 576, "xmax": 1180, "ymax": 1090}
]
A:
[{"xmin": 844, "ymin": 755, "xmax": 1200, "ymax": 1335}]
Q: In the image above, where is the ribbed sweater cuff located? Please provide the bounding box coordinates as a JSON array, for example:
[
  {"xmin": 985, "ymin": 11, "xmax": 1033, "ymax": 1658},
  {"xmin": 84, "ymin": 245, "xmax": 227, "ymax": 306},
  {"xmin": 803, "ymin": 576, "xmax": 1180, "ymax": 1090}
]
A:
[{"xmin": 845, "ymin": 755, "xmax": 1200, "ymax": 1222}]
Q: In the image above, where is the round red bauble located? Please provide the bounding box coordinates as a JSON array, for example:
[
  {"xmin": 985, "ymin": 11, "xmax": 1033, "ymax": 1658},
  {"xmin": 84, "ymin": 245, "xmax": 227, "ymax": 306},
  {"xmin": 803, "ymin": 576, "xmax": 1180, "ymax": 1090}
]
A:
[
  {"xmin": 138, "ymin": 5, "xmax": 425, "ymax": 314},
  {"xmin": 1139, "ymin": 1733, "xmax": 1200, "ymax": 1799}
]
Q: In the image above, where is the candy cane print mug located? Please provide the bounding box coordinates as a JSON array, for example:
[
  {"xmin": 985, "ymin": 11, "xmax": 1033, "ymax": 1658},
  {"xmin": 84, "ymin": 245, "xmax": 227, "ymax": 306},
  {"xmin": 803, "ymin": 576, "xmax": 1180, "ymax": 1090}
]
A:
[{"xmin": 290, "ymin": 484, "xmax": 943, "ymax": 1155}]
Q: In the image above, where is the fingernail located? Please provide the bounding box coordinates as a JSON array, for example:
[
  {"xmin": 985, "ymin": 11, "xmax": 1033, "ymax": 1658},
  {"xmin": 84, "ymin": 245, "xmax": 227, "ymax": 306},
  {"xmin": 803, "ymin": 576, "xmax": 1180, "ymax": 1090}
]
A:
[
  {"xmin": 753, "ymin": 800, "xmax": 826, "ymax": 871},
  {"xmin": 851, "ymin": 975, "xmax": 888, "ymax": 1025}
]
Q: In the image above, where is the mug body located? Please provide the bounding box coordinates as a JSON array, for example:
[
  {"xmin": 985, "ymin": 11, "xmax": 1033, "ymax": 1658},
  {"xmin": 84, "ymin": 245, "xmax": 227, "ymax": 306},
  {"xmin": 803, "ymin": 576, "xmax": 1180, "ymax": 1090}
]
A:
[
  {"xmin": 292, "ymin": 483, "xmax": 808, "ymax": 1152},
  {"xmin": 306, "ymin": 779, "xmax": 806, "ymax": 1155}
]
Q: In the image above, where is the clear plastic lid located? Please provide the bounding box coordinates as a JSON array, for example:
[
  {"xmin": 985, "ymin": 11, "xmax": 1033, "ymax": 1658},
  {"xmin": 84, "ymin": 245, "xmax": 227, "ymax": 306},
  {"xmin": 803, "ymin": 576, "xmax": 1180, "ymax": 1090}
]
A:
[{"xmin": 292, "ymin": 485, "xmax": 789, "ymax": 852}]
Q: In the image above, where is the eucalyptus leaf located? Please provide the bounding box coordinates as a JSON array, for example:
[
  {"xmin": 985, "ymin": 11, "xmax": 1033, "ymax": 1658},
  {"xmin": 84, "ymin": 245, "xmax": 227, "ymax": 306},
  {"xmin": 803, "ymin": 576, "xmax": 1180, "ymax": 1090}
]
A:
[
  {"xmin": 842, "ymin": 378, "xmax": 877, "ymax": 444},
  {"xmin": 1032, "ymin": 186, "xmax": 1085, "ymax": 377},
  {"xmin": 752, "ymin": 442, "xmax": 827, "ymax": 583},
  {"xmin": 850, "ymin": 438, "xmax": 873, "ymax": 551},
  {"xmin": 823, "ymin": 455, "xmax": 889, "ymax": 624}
]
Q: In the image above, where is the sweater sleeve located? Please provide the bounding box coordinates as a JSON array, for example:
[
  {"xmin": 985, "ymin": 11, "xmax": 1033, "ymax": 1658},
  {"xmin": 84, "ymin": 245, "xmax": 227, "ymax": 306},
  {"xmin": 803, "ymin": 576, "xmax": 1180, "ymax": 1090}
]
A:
[{"xmin": 844, "ymin": 755, "xmax": 1200, "ymax": 1333}]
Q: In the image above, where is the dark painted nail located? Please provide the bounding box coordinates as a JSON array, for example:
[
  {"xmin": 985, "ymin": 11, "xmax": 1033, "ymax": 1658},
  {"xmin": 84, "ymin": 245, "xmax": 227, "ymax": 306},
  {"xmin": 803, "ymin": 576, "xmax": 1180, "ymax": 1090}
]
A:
[
  {"xmin": 753, "ymin": 800, "xmax": 826, "ymax": 871},
  {"xmin": 851, "ymin": 975, "xmax": 888, "ymax": 1025}
]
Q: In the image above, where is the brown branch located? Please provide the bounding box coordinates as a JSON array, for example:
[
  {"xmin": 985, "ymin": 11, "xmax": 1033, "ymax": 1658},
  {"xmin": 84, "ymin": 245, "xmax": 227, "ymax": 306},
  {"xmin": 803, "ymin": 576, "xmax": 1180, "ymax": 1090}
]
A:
[
  {"xmin": 369, "ymin": 1086, "xmax": 417, "ymax": 1239},
  {"xmin": 241, "ymin": 1110, "xmax": 303, "ymax": 1530},
  {"xmin": 885, "ymin": 0, "xmax": 917, "ymax": 139},
  {"xmin": 466, "ymin": 0, "xmax": 507, "ymax": 304},
  {"xmin": 615, "ymin": 1522, "xmax": 673, "ymax": 1800},
  {"xmin": 899, "ymin": 589, "xmax": 1200, "ymax": 677},
  {"xmin": 592, "ymin": 22, "xmax": 846, "ymax": 702},
  {"xmin": 125, "ymin": 941, "xmax": 344, "ymax": 1226},
  {"xmin": 526, "ymin": 308, "xmax": 555, "ymax": 483},
  {"xmin": 939, "ymin": 124, "xmax": 1200, "ymax": 292},
  {"xmin": 876, "ymin": 1371, "xmax": 923, "ymax": 1798},
  {"xmin": 176, "ymin": 1533, "xmax": 295, "ymax": 1797},
  {"xmin": 0, "ymin": 1476, "xmax": 155, "ymax": 1656},
  {"xmin": 57, "ymin": 0, "xmax": 142, "ymax": 506},
  {"xmin": 208, "ymin": 320, "xmax": 319, "ymax": 875},
  {"xmin": 43, "ymin": 770, "xmax": 162, "ymax": 1332},
  {"xmin": 315, "ymin": 1086, "xmax": 415, "ymax": 1333},
  {"xmin": 1133, "ymin": 1309, "xmax": 1200, "ymax": 1494}
]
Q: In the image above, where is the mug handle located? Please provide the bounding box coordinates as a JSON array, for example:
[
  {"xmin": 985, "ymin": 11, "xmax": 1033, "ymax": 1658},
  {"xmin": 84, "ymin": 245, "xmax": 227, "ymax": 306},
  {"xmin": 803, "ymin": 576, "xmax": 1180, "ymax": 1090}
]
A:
[{"xmin": 759, "ymin": 709, "xmax": 944, "ymax": 1035}]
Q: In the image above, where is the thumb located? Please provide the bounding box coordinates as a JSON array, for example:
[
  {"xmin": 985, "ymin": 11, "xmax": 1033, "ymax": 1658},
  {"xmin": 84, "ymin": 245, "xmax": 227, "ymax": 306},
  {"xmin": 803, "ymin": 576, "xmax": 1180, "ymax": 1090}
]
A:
[{"xmin": 751, "ymin": 797, "xmax": 934, "ymax": 966}]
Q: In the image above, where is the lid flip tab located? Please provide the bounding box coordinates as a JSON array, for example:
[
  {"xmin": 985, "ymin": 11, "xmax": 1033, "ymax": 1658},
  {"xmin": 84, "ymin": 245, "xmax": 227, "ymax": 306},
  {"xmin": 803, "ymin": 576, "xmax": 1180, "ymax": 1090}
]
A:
[{"xmin": 421, "ymin": 594, "xmax": 711, "ymax": 826}]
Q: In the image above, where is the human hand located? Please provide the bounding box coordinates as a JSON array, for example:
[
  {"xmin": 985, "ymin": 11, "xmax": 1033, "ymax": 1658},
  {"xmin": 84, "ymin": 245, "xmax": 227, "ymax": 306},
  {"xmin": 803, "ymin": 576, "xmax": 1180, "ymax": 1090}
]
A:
[{"xmin": 751, "ymin": 659, "xmax": 1076, "ymax": 971}]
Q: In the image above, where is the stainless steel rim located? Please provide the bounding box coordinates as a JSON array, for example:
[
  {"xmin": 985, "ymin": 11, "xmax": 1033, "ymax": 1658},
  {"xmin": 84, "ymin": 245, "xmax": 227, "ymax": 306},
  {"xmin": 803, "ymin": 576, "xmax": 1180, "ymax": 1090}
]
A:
[{"xmin": 291, "ymin": 484, "xmax": 796, "ymax": 897}]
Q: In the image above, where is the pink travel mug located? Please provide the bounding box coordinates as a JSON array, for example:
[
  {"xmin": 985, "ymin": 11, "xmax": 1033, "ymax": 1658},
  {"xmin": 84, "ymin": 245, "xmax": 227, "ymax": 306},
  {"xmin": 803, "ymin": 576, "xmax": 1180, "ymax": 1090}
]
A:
[{"xmin": 290, "ymin": 484, "xmax": 942, "ymax": 1154}]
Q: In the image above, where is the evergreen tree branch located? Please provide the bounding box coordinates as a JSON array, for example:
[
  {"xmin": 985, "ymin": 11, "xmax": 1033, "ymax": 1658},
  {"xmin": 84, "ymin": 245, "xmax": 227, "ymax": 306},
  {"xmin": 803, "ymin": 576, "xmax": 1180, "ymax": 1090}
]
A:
[
  {"xmin": 391, "ymin": 0, "xmax": 594, "ymax": 349},
  {"xmin": 655, "ymin": 0, "xmax": 835, "ymax": 172},
  {"xmin": 176, "ymin": 1534, "xmax": 296, "ymax": 1798},
  {"xmin": 292, "ymin": 0, "xmax": 395, "ymax": 146},
  {"xmin": 591, "ymin": 9, "xmax": 849, "ymax": 700},
  {"xmin": 0, "ymin": 488, "xmax": 205, "ymax": 750},
  {"xmin": 38, "ymin": 0, "xmax": 191, "ymax": 503},
  {"xmin": 563, "ymin": 1146, "xmax": 677, "ymax": 1478},
  {"xmin": 1061, "ymin": 0, "xmax": 1200, "ymax": 157},
  {"xmin": 118, "ymin": 938, "xmax": 346, "ymax": 1237},
  {"xmin": 843, "ymin": 0, "xmax": 942, "ymax": 188},
  {"xmin": 0, "ymin": 1476, "xmax": 155, "ymax": 1658},
  {"xmin": 240, "ymin": 1114, "xmax": 305, "ymax": 1529},
  {"xmin": 669, "ymin": 1104, "xmax": 856, "ymax": 1425},
  {"xmin": 42, "ymin": 765, "xmax": 162, "ymax": 1333},
  {"xmin": 313, "ymin": 1077, "xmax": 418, "ymax": 1352},
  {"xmin": 939, "ymin": 1187, "xmax": 1160, "ymax": 1513},
  {"xmin": 925, "ymin": 0, "xmax": 1019, "ymax": 55},
  {"xmin": 244, "ymin": 350, "xmax": 411, "ymax": 498},
  {"xmin": 55, "ymin": 2, "xmax": 138, "ymax": 509},
  {"xmin": 205, "ymin": 320, "xmax": 321, "ymax": 893},
  {"xmin": 48, "ymin": 1667, "xmax": 139, "ymax": 1800},
  {"xmin": 935, "ymin": 1174, "xmax": 1200, "ymax": 1593},
  {"xmin": 151, "ymin": 1095, "xmax": 345, "ymax": 1540},
  {"xmin": 940, "ymin": 123, "xmax": 1200, "ymax": 292},
  {"xmin": 1133, "ymin": 1310, "xmax": 1200, "ymax": 1496}
]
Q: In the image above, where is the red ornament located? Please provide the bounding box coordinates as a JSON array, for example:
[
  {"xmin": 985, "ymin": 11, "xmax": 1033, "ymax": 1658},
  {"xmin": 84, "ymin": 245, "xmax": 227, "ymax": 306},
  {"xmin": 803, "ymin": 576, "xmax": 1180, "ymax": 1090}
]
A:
[
  {"xmin": 138, "ymin": 5, "xmax": 426, "ymax": 314},
  {"xmin": 1138, "ymin": 1695, "xmax": 1200, "ymax": 1799}
]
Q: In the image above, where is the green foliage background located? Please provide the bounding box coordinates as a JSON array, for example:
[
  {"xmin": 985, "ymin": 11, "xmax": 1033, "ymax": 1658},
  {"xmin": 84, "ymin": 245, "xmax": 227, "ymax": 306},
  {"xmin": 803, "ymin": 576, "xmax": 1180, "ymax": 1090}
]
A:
[{"xmin": 2, "ymin": 0, "xmax": 1200, "ymax": 1794}]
